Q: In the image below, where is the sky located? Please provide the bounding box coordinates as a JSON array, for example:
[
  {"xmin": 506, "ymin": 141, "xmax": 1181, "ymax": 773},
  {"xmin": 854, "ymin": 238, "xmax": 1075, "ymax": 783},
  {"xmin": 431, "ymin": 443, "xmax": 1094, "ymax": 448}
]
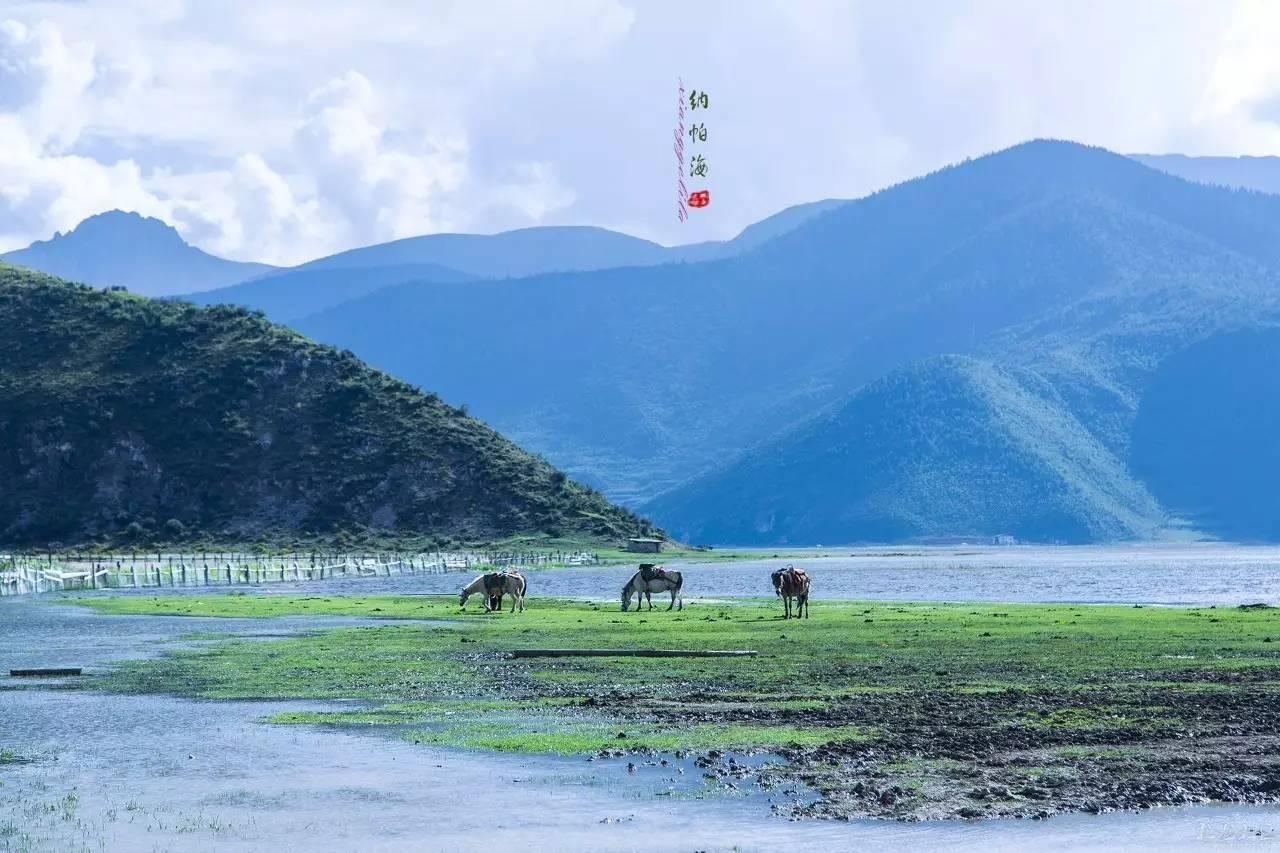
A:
[{"xmin": 2, "ymin": 0, "xmax": 1280, "ymax": 266}]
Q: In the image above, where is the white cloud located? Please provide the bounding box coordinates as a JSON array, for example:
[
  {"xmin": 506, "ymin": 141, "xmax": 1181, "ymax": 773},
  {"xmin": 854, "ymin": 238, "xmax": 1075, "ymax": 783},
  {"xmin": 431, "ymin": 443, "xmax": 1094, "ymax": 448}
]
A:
[
  {"xmin": 0, "ymin": 115, "xmax": 160, "ymax": 246},
  {"xmin": 293, "ymin": 70, "xmax": 469, "ymax": 246},
  {"xmin": 1, "ymin": 2, "xmax": 1278, "ymax": 264},
  {"xmin": 0, "ymin": 4, "xmax": 602, "ymax": 263}
]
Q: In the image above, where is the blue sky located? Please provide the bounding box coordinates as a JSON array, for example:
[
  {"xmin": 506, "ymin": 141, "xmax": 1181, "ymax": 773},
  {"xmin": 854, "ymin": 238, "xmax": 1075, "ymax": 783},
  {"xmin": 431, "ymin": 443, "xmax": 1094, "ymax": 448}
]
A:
[{"xmin": 1, "ymin": 0, "xmax": 1278, "ymax": 265}]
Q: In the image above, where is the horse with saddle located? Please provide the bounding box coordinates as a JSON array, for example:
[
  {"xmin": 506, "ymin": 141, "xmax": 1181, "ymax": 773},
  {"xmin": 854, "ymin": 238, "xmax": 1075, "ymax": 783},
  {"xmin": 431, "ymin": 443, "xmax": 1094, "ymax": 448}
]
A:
[
  {"xmin": 622, "ymin": 563, "xmax": 683, "ymax": 612},
  {"xmin": 770, "ymin": 564, "xmax": 811, "ymax": 619},
  {"xmin": 459, "ymin": 568, "xmax": 528, "ymax": 613}
]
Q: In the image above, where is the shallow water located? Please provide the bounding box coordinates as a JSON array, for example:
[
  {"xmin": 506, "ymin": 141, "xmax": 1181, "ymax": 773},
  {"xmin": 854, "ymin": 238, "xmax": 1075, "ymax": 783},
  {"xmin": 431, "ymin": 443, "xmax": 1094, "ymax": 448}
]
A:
[
  {"xmin": 3, "ymin": 583, "xmax": 1280, "ymax": 850},
  {"xmin": 87, "ymin": 543, "xmax": 1280, "ymax": 606},
  {"xmin": 4, "ymin": 686, "xmax": 1278, "ymax": 852}
]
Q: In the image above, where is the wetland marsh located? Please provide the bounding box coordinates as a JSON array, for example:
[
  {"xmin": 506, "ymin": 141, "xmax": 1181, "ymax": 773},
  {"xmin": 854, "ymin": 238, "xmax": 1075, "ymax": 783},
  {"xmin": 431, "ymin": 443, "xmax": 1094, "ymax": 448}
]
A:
[
  {"xmin": 5, "ymin": 548, "xmax": 1280, "ymax": 850},
  {"xmin": 73, "ymin": 588, "xmax": 1280, "ymax": 821}
]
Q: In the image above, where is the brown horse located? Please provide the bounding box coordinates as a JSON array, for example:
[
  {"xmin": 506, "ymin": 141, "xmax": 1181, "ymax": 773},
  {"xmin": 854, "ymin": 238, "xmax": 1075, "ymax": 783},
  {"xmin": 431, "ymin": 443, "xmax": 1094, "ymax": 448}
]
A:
[{"xmin": 770, "ymin": 565, "xmax": 810, "ymax": 619}]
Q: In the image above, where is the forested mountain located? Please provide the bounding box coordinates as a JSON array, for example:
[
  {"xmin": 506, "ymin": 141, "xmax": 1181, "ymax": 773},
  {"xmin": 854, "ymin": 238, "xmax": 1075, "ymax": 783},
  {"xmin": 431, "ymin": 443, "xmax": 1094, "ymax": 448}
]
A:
[
  {"xmin": 0, "ymin": 264, "xmax": 653, "ymax": 548},
  {"xmin": 13, "ymin": 142, "xmax": 1280, "ymax": 544},
  {"xmin": 295, "ymin": 141, "xmax": 1280, "ymax": 542},
  {"xmin": 1, "ymin": 211, "xmax": 275, "ymax": 297}
]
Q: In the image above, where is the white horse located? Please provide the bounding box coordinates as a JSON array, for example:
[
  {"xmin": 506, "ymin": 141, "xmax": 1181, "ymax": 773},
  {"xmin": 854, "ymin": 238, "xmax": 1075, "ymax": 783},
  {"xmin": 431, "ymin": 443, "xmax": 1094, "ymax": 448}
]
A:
[
  {"xmin": 459, "ymin": 570, "xmax": 527, "ymax": 613},
  {"xmin": 621, "ymin": 569, "xmax": 683, "ymax": 612}
]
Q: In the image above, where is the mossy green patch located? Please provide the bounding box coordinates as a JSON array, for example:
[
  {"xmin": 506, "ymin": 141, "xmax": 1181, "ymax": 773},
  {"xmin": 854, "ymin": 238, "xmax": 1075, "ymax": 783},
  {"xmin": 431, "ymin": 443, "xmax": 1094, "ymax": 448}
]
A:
[{"xmin": 73, "ymin": 594, "xmax": 1280, "ymax": 762}]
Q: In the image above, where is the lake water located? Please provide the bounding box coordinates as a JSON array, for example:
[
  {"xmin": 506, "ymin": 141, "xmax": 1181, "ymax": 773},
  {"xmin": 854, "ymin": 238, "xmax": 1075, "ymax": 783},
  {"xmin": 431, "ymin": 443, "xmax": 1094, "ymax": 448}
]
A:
[
  {"xmin": 4, "ymin": 546, "xmax": 1280, "ymax": 851},
  {"xmin": 89, "ymin": 544, "xmax": 1280, "ymax": 606}
]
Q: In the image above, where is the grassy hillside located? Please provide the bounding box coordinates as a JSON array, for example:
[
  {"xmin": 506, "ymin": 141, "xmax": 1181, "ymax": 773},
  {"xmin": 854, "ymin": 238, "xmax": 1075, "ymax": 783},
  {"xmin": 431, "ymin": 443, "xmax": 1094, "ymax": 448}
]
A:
[
  {"xmin": 0, "ymin": 265, "xmax": 655, "ymax": 549},
  {"xmin": 646, "ymin": 357, "xmax": 1167, "ymax": 545}
]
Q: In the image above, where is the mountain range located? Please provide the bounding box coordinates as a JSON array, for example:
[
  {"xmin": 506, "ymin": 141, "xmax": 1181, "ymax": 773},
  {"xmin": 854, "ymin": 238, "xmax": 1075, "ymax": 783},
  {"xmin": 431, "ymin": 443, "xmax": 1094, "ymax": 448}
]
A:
[
  {"xmin": 1, "ymin": 211, "xmax": 276, "ymax": 297},
  {"xmin": 0, "ymin": 263, "xmax": 651, "ymax": 548},
  {"xmin": 179, "ymin": 199, "xmax": 849, "ymax": 322},
  {"xmin": 8, "ymin": 144, "xmax": 1280, "ymax": 544}
]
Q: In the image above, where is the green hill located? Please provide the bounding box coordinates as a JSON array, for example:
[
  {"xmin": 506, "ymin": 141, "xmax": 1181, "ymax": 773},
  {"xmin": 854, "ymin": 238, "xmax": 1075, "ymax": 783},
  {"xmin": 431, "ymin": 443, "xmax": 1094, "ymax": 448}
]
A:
[
  {"xmin": 645, "ymin": 357, "xmax": 1167, "ymax": 545},
  {"xmin": 0, "ymin": 265, "xmax": 655, "ymax": 549}
]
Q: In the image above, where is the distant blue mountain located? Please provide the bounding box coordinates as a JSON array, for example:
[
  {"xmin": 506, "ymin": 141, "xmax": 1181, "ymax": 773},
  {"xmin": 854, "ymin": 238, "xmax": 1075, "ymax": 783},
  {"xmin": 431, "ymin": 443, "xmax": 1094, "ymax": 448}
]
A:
[
  {"xmin": 1130, "ymin": 153, "xmax": 1280, "ymax": 195},
  {"xmin": 1, "ymin": 211, "xmax": 275, "ymax": 297},
  {"xmin": 181, "ymin": 199, "xmax": 850, "ymax": 323},
  {"xmin": 1130, "ymin": 328, "xmax": 1280, "ymax": 542},
  {"xmin": 715, "ymin": 198, "xmax": 849, "ymax": 254},
  {"xmin": 278, "ymin": 204, "xmax": 853, "ymax": 279},
  {"xmin": 180, "ymin": 263, "xmax": 475, "ymax": 322},
  {"xmin": 289, "ymin": 226, "xmax": 672, "ymax": 278}
]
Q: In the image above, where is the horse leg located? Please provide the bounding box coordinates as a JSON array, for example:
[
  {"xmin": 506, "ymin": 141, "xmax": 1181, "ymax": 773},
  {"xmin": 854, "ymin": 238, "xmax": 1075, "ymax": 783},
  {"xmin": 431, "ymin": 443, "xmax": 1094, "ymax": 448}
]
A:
[{"xmin": 667, "ymin": 588, "xmax": 675, "ymax": 611}]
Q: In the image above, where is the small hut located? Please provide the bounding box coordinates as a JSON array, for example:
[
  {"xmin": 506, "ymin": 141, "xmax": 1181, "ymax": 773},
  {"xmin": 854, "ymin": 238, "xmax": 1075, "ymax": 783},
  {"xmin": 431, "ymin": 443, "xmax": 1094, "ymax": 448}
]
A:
[{"xmin": 626, "ymin": 537, "xmax": 665, "ymax": 554}]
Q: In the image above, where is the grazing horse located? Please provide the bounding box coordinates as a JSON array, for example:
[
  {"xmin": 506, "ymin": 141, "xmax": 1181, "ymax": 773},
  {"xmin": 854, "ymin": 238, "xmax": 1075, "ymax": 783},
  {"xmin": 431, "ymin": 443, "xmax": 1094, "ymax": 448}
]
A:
[
  {"xmin": 771, "ymin": 565, "xmax": 810, "ymax": 619},
  {"xmin": 621, "ymin": 566, "xmax": 683, "ymax": 612},
  {"xmin": 459, "ymin": 570, "xmax": 527, "ymax": 613}
]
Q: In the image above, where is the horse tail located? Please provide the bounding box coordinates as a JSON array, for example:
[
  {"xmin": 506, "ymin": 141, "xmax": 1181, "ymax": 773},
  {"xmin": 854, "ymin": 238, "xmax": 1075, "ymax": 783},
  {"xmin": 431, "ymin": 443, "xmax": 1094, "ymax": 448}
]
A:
[{"xmin": 674, "ymin": 571, "xmax": 684, "ymax": 591}]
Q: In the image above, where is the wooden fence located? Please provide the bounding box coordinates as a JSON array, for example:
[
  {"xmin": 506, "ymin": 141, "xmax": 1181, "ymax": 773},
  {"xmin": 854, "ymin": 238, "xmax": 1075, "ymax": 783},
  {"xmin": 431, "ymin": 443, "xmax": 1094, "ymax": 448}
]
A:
[{"xmin": 0, "ymin": 550, "xmax": 600, "ymax": 597}]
